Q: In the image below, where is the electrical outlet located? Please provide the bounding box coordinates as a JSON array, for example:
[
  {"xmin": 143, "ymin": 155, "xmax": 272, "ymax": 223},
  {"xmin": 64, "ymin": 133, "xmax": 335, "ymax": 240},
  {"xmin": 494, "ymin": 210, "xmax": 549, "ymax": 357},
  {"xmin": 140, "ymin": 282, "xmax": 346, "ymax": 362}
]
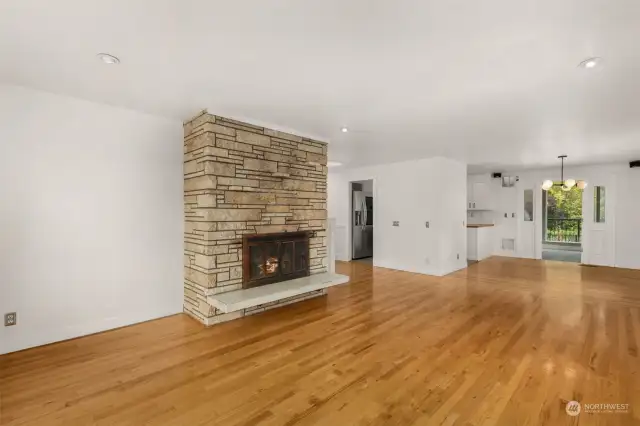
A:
[
  {"xmin": 425, "ymin": 221, "xmax": 430, "ymax": 228},
  {"xmin": 4, "ymin": 312, "xmax": 17, "ymax": 327},
  {"xmin": 457, "ymin": 253, "xmax": 460, "ymax": 260}
]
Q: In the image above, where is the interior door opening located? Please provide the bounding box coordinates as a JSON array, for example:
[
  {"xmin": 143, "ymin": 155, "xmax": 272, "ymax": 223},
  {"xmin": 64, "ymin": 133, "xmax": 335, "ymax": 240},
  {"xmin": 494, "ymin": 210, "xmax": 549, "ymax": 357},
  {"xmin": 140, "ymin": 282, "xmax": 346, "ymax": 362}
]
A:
[
  {"xmin": 350, "ymin": 180, "xmax": 374, "ymax": 263},
  {"xmin": 541, "ymin": 184, "xmax": 583, "ymax": 263}
]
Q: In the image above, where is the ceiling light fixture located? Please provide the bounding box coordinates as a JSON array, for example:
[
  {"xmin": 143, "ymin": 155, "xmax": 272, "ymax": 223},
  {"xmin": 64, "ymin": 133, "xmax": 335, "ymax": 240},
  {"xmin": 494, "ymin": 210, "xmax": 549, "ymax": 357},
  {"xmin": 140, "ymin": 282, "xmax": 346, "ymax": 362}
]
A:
[
  {"xmin": 327, "ymin": 161, "xmax": 343, "ymax": 168},
  {"xmin": 541, "ymin": 155, "xmax": 587, "ymax": 191},
  {"xmin": 97, "ymin": 53, "xmax": 120, "ymax": 65},
  {"xmin": 579, "ymin": 57, "xmax": 601, "ymax": 69},
  {"xmin": 341, "ymin": 127, "xmax": 348, "ymax": 133}
]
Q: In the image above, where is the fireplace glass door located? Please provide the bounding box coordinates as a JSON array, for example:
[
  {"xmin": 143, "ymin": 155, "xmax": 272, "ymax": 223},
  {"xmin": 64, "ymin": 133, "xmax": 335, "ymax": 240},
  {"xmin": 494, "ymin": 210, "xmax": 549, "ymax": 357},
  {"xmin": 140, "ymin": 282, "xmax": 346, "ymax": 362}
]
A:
[
  {"xmin": 279, "ymin": 242, "xmax": 294, "ymax": 276},
  {"xmin": 243, "ymin": 231, "xmax": 310, "ymax": 288}
]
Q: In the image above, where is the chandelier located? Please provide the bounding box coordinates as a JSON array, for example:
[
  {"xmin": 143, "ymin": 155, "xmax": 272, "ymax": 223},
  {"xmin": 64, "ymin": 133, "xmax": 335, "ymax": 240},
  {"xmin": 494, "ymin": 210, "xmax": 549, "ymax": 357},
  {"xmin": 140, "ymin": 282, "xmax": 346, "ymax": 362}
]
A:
[{"xmin": 541, "ymin": 155, "xmax": 587, "ymax": 192}]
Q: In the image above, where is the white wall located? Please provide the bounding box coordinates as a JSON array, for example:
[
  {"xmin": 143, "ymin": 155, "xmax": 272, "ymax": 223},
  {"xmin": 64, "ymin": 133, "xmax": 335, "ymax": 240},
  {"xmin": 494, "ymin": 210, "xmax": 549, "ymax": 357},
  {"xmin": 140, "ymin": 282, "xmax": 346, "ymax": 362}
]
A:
[
  {"xmin": 615, "ymin": 167, "xmax": 640, "ymax": 269},
  {"xmin": 436, "ymin": 159, "xmax": 468, "ymax": 275},
  {"xmin": 469, "ymin": 163, "xmax": 640, "ymax": 268},
  {"xmin": 328, "ymin": 157, "xmax": 467, "ymax": 276},
  {"xmin": 0, "ymin": 85, "xmax": 183, "ymax": 355},
  {"xmin": 467, "ymin": 210, "xmax": 495, "ymax": 225},
  {"xmin": 327, "ymin": 169, "xmax": 347, "ymax": 261},
  {"xmin": 355, "ymin": 179, "xmax": 373, "ymax": 195}
]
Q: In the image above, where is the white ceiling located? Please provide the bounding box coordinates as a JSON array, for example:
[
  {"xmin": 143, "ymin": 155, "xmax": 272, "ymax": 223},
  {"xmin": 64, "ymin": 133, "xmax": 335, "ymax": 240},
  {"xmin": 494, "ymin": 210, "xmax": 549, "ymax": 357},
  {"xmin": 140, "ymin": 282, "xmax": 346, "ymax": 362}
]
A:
[{"xmin": 2, "ymin": 0, "xmax": 640, "ymax": 171}]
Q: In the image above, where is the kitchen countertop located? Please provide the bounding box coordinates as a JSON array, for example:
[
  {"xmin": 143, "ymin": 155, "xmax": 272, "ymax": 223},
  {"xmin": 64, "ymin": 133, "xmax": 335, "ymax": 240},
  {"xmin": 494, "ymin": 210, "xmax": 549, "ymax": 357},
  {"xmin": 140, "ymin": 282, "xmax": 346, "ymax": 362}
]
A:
[{"xmin": 467, "ymin": 224, "xmax": 495, "ymax": 228}]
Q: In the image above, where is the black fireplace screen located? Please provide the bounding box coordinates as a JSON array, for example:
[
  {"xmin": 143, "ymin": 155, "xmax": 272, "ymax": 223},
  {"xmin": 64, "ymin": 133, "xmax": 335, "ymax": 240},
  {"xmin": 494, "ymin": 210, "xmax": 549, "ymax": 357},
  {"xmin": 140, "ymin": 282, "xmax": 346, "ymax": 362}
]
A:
[{"xmin": 243, "ymin": 231, "xmax": 310, "ymax": 289}]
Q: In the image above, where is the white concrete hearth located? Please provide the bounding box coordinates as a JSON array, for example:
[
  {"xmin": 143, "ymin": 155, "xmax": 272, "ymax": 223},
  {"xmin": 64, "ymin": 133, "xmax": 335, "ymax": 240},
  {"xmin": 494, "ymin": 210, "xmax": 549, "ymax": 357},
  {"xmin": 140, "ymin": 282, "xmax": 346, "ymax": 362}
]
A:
[{"xmin": 207, "ymin": 273, "xmax": 349, "ymax": 313}]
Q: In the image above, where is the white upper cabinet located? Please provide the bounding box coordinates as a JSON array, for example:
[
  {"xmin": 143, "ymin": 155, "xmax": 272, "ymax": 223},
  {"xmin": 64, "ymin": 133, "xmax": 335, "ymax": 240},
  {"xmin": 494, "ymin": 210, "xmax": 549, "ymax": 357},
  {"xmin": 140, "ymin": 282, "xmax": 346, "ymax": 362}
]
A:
[{"xmin": 467, "ymin": 178, "xmax": 493, "ymax": 210}]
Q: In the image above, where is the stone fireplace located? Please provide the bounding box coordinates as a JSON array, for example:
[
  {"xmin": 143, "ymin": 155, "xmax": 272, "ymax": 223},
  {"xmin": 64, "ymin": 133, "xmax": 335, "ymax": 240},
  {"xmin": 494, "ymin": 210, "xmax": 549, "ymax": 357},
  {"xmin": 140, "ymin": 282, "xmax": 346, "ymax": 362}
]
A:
[
  {"xmin": 183, "ymin": 110, "xmax": 332, "ymax": 325},
  {"xmin": 243, "ymin": 231, "xmax": 310, "ymax": 289}
]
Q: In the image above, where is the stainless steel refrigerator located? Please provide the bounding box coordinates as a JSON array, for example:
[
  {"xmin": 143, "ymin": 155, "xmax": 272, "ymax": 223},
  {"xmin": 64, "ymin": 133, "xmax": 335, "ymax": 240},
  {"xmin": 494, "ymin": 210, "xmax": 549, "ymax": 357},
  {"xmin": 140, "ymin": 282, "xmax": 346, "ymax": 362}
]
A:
[{"xmin": 352, "ymin": 190, "xmax": 373, "ymax": 259}]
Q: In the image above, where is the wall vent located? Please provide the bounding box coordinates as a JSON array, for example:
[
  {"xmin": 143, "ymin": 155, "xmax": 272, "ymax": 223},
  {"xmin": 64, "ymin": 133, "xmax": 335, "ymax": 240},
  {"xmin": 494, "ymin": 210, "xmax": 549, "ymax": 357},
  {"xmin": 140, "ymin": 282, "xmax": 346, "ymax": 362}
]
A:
[{"xmin": 501, "ymin": 238, "xmax": 516, "ymax": 251}]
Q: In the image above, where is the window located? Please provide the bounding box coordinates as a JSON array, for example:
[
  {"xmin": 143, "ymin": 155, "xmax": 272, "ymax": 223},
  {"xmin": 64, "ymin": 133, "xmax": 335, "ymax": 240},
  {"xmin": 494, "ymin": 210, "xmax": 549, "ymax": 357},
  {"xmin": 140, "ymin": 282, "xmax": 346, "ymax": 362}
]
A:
[
  {"xmin": 524, "ymin": 189, "xmax": 533, "ymax": 221},
  {"xmin": 594, "ymin": 186, "xmax": 605, "ymax": 223}
]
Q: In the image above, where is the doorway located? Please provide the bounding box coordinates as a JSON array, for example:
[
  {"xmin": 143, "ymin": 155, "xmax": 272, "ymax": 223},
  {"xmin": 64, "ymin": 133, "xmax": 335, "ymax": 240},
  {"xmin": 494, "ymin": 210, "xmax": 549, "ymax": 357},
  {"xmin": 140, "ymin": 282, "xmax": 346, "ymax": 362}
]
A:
[
  {"xmin": 541, "ymin": 185, "xmax": 583, "ymax": 263},
  {"xmin": 350, "ymin": 180, "xmax": 374, "ymax": 263}
]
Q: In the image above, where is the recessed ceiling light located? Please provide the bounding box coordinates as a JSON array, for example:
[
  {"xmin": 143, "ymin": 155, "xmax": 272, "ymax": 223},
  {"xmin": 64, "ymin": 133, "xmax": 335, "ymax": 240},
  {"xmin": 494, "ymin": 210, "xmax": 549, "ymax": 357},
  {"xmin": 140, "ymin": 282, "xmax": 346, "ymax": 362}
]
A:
[
  {"xmin": 341, "ymin": 127, "xmax": 348, "ymax": 133},
  {"xmin": 97, "ymin": 53, "xmax": 120, "ymax": 65},
  {"xmin": 327, "ymin": 161, "xmax": 343, "ymax": 168},
  {"xmin": 579, "ymin": 57, "xmax": 601, "ymax": 69}
]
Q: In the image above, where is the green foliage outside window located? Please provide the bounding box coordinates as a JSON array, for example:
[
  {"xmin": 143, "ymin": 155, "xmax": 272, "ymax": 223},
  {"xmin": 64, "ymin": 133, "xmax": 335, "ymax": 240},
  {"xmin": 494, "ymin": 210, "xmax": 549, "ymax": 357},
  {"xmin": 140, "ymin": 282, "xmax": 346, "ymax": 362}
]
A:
[
  {"xmin": 546, "ymin": 185, "xmax": 583, "ymax": 242},
  {"xmin": 547, "ymin": 185, "xmax": 582, "ymax": 219}
]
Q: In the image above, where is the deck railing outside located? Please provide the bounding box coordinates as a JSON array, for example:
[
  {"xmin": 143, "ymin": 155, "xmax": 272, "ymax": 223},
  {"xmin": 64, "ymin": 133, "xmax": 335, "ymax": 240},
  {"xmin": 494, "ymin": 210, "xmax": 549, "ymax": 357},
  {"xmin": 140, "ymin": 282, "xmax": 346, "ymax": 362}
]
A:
[{"xmin": 546, "ymin": 218, "xmax": 582, "ymax": 243}]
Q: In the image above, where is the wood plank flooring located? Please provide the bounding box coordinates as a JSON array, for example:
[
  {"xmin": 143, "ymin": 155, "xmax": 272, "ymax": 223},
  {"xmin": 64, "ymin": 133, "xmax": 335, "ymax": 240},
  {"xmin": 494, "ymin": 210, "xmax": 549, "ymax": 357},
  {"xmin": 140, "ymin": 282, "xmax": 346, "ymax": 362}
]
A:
[{"xmin": 2, "ymin": 257, "xmax": 640, "ymax": 425}]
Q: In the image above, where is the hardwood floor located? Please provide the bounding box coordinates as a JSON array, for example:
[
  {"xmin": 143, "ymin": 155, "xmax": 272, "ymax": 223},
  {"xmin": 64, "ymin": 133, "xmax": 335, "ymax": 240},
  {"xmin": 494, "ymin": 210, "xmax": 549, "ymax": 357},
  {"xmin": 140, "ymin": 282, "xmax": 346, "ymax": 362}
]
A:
[{"xmin": 2, "ymin": 257, "xmax": 640, "ymax": 425}]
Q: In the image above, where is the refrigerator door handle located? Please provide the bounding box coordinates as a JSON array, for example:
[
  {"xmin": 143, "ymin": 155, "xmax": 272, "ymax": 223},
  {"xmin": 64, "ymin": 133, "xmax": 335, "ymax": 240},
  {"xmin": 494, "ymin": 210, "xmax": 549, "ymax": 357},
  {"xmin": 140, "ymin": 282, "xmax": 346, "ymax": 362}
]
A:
[
  {"xmin": 362, "ymin": 200, "xmax": 367, "ymax": 229},
  {"xmin": 363, "ymin": 200, "xmax": 367, "ymax": 229}
]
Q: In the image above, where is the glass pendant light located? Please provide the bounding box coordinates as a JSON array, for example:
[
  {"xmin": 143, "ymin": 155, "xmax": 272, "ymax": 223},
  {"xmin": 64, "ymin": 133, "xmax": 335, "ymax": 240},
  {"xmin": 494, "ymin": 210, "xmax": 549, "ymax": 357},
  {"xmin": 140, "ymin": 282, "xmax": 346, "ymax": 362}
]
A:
[{"xmin": 542, "ymin": 155, "xmax": 587, "ymax": 191}]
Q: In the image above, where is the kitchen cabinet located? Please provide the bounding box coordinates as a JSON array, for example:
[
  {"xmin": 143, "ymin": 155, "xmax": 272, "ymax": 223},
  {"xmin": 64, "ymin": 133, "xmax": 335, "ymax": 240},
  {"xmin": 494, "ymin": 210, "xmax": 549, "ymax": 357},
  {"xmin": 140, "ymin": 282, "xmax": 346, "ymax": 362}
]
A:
[
  {"xmin": 467, "ymin": 225, "xmax": 494, "ymax": 261},
  {"xmin": 467, "ymin": 181, "xmax": 493, "ymax": 210}
]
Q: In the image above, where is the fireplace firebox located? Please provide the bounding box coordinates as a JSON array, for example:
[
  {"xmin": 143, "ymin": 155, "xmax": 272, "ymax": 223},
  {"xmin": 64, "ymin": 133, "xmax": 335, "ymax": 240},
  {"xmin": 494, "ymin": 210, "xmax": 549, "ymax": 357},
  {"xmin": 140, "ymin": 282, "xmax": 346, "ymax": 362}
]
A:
[{"xmin": 242, "ymin": 231, "xmax": 310, "ymax": 289}]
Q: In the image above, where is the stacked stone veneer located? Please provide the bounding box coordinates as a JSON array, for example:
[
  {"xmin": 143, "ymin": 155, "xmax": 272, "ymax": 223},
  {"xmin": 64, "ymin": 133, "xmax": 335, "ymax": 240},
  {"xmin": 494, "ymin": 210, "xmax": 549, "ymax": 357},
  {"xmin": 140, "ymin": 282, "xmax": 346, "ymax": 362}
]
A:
[{"xmin": 183, "ymin": 111, "xmax": 328, "ymax": 325}]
